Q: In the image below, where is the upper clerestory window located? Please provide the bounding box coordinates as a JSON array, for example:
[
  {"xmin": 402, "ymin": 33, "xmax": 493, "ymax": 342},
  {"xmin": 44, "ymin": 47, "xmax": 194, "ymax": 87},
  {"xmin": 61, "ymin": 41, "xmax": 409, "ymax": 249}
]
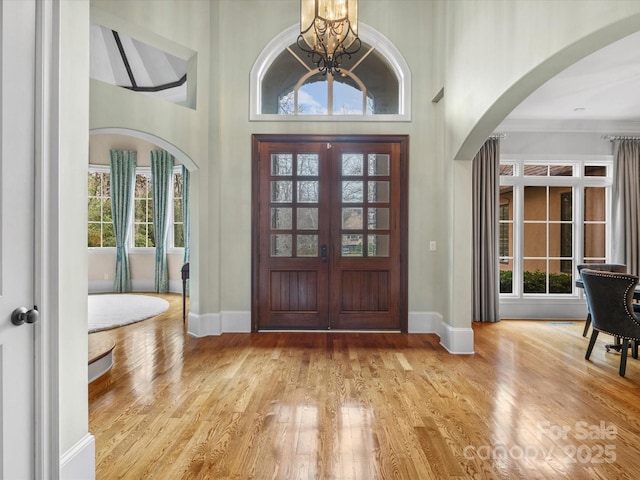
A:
[{"xmin": 250, "ymin": 24, "xmax": 411, "ymax": 121}]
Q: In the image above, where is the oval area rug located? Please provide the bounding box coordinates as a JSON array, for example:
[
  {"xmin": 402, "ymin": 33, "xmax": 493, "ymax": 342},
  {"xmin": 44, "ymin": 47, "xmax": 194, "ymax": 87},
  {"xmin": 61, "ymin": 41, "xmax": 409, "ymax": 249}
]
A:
[{"xmin": 88, "ymin": 294, "xmax": 170, "ymax": 333}]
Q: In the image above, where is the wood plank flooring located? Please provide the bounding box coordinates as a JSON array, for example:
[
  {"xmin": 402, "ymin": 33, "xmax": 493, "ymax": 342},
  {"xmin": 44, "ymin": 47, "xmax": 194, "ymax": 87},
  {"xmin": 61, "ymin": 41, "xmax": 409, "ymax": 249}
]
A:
[{"xmin": 89, "ymin": 297, "xmax": 640, "ymax": 479}]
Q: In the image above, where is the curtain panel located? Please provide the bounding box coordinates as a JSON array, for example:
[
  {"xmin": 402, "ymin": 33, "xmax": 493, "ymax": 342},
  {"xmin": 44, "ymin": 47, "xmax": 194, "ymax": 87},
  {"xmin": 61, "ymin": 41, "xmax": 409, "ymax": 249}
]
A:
[
  {"xmin": 472, "ymin": 138, "xmax": 500, "ymax": 322},
  {"xmin": 110, "ymin": 150, "xmax": 137, "ymax": 292},
  {"xmin": 612, "ymin": 139, "xmax": 640, "ymax": 275},
  {"xmin": 151, "ymin": 150, "xmax": 174, "ymax": 293}
]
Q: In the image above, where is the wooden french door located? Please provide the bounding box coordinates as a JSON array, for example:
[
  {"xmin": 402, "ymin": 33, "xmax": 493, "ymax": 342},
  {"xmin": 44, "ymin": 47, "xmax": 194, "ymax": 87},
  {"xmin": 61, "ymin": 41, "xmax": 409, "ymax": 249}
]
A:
[{"xmin": 252, "ymin": 135, "xmax": 408, "ymax": 331}]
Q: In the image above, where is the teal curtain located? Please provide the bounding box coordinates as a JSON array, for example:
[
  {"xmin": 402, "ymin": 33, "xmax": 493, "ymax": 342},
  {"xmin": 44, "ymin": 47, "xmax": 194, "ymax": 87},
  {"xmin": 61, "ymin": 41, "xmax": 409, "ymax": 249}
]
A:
[
  {"xmin": 151, "ymin": 150, "xmax": 174, "ymax": 293},
  {"xmin": 110, "ymin": 150, "xmax": 137, "ymax": 292},
  {"xmin": 182, "ymin": 165, "xmax": 190, "ymax": 264}
]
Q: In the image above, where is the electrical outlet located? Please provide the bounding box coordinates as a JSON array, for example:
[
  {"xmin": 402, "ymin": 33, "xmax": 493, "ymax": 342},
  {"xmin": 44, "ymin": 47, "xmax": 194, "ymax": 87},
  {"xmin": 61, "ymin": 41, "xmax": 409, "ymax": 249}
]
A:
[
  {"xmin": 104, "ymin": 273, "xmax": 109, "ymax": 280},
  {"xmin": 429, "ymin": 241, "xmax": 437, "ymax": 251}
]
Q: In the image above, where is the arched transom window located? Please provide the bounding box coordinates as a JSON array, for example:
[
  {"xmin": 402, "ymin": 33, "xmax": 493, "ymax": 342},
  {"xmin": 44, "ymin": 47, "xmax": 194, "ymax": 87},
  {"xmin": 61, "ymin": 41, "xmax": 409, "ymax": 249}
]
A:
[{"xmin": 251, "ymin": 24, "xmax": 411, "ymax": 121}]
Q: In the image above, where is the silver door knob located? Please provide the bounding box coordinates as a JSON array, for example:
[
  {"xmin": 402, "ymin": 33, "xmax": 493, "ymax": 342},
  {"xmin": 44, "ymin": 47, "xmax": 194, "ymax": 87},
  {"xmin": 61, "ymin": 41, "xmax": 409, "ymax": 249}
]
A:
[{"xmin": 11, "ymin": 306, "xmax": 39, "ymax": 326}]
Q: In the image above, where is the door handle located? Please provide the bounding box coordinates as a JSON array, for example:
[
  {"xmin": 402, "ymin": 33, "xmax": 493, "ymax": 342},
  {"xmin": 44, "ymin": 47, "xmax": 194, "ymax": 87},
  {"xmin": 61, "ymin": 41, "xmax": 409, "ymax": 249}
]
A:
[
  {"xmin": 321, "ymin": 245, "xmax": 328, "ymax": 263},
  {"xmin": 11, "ymin": 306, "xmax": 39, "ymax": 326}
]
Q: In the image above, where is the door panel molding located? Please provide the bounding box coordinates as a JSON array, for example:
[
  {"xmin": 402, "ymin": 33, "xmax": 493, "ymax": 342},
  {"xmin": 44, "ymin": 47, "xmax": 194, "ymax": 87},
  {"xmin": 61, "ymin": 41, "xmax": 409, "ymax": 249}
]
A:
[{"xmin": 252, "ymin": 134, "xmax": 409, "ymax": 332}]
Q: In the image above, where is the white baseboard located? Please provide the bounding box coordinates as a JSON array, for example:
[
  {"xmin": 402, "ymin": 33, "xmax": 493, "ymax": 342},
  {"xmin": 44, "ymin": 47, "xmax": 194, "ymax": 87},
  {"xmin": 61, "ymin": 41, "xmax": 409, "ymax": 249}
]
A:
[
  {"xmin": 187, "ymin": 311, "xmax": 221, "ymax": 337},
  {"xmin": 187, "ymin": 311, "xmax": 252, "ymax": 336},
  {"xmin": 130, "ymin": 280, "xmax": 154, "ymax": 292},
  {"xmin": 222, "ymin": 311, "xmax": 252, "ymax": 332},
  {"xmin": 408, "ymin": 312, "xmax": 474, "ymax": 354},
  {"xmin": 88, "ymin": 280, "xmax": 113, "ymax": 294},
  {"xmin": 408, "ymin": 311, "xmax": 441, "ymax": 333},
  {"xmin": 184, "ymin": 308, "xmax": 476, "ymax": 354},
  {"xmin": 88, "ymin": 280, "xmax": 182, "ymax": 294},
  {"xmin": 438, "ymin": 320, "xmax": 475, "ymax": 354},
  {"xmin": 499, "ymin": 300, "xmax": 587, "ymax": 319},
  {"xmin": 60, "ymin": 433, "xmax": 95, "ymax": 480}
]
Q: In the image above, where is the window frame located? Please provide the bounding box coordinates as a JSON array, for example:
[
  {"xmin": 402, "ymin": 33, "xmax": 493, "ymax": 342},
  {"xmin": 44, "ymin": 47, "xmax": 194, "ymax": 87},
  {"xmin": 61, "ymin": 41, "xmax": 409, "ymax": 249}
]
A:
[
  {"xmin": 87, "ymin": 164, "xmax": 115, "ymax": 248},
  {"xmin": 87, "ymin": 164, "xmax": 185, "ymax": 252},
  {"xmin": 249, "ymin": 23, "xmax": 412, "ymax": 122},
  {"xmin": 132, "ymin": 167, "xmax": 154, "ymax": 250},
  {"xmin": 499, "ymin": 154, "xmax": 613, "ymax": 301}
]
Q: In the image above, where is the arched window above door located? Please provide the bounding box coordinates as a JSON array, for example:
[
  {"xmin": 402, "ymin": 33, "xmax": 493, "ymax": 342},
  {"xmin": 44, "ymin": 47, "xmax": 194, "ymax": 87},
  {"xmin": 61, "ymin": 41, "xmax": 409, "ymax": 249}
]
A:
[{"xmin": 250, "ymin": 24, "xmax": 411, "ymax": 121}]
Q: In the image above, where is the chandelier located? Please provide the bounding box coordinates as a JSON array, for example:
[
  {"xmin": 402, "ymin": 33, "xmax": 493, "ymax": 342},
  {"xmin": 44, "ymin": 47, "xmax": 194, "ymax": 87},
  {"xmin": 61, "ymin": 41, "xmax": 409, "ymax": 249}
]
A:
[{"xmin": 297, "ymin": 0, "xmax": 361, "ymax": 75}]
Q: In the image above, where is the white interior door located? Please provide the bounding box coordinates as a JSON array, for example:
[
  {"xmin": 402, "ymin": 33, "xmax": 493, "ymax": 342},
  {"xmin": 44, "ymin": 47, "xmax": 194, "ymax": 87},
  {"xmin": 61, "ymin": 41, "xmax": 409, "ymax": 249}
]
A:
[{"xmin": 0, "ymin": 1, "xmax": 37, "ymax": 477}]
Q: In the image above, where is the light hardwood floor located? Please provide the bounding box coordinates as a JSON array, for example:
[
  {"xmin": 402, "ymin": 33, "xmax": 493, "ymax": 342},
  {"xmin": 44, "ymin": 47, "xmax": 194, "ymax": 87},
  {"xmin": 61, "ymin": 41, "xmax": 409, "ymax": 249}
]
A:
[{"xmin": 89, "ymin": 296, "xmax": 640, "ymax": 479}]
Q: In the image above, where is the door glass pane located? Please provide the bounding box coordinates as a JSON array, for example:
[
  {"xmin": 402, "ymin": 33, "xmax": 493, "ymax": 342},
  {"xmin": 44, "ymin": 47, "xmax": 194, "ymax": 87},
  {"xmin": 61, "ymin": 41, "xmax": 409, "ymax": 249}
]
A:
[
  {"xmin": 368, "ymin": 181, "xmax": 389, "ymax": 202},
  {"xmin": 271, "ymin": 154, "xmax": 293, "ymax": 176},
  {"xmin": 342, "ymin": 181, "xmax": 363, "ymax": 202},
  {"xmin": 342, "ymin": 234, "xmax": 363, "ymax": 256},
  {"xmin": 523, "ymin": 223, "xmax": 546, "ymax": 256},
  {"xmin": 271, "ymin": 208, "xmax": 292, "ymax": 230},
  {"xmin": 368, "ymin": 154, "xmax": 390, "ymax": 176},
  {"xmin": 549, "ymin": 187, "xmax": 571, "ymax": 221},
  {"xmin": 342, "ymin": 154, "xmax": 363, "ymax": 176},
  {"xmin": 549, "ymin": 223, "xmax": 569, "ymax": 257},
  {"xmin": 297, "ymin": 181, "xmax": 319, "ymax": 203},
  {"xmin": 500, "ymin": 268, "xmax": 513, "ymax": 293},
  {"xmin": 296, "ymin": 235, "xmax": 318, "ymax": 256},
  {"xmin": 549, "ymin": 165, "xmax": 573, "ymax": 176},
  {"xmin": 550, "ymin": 268, "xmax": 572, "ymax": 294},
  {"xmin": 584, "ymin": 187, "xmax": 605, "ymax": 221},
  {"xmin": 368, "ymin": 235, "xmax": 390, "ymax": 257},
  {"xmin": 271, "ymin": 234, "xmax": 292, "ymax": 256},
  {"xmin": 297, "ymin": 208, "xmax": 318, "ymax": 230},
  {"xmin": 523, "ymin": 259, "xmax": 546, "ymax": 293},
  {"xmin": 584, "ymin": 224, "xmax": 606, "ymax": 258},
  {"xmin": 500, "ymin": 164, "xmax": 514, "ymax": 176},
  {"xmin": 585, "ymin": 165, "xmax": 607, "ymax": 177},
  {"xmin": 297, "ymin": 154, "xmax": 319, "ymax": 176},
  {"xmin": 342, "ymin": 207, "xmax": 363, "ymax": 230},
  {"xmin": 271, "ymin": 181, "xmax": 292, "ymax": 202},
  {"xmin": 368, "ymin": 208, "xmax": 389, "ymax": 229},
  {"xmin": 524, "ymin": 165, "xmax": 548, "ymax": 176},
  {"xmin": 523, "ymin": 186, "xmax": 546, "ymax": 221},
  {"xmin": 499, "ymin": 188, "xmax": 513, "ymax": 268}
]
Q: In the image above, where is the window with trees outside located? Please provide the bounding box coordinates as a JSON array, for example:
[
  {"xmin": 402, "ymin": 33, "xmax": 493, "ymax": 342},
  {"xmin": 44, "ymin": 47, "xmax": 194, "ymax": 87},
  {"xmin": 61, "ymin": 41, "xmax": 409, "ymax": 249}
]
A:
[
  {"xmin": 134, "ymin": 172, "xmax": 154, "ymax": 248},
  {"xmin": 88, "ymin": 170, "xmax": 115, "ymax": 247},
  {"xmin": 87, "ymin": 166, "xmax": 184, "ymax": 249},
  {"xmin": 173, "ymin": 170, "xmax": 184, "ymax": 248},
  {"xmin": 499, "ymin": 158, "xmax": 612, "ymax": 297}
]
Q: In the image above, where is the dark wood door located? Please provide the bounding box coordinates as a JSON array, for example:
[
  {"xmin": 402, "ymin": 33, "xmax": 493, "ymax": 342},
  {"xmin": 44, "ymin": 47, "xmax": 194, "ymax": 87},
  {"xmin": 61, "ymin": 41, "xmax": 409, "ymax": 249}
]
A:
[{"xmin": 252, "ymin": 135, "xmax": 408, "ymax": 331}]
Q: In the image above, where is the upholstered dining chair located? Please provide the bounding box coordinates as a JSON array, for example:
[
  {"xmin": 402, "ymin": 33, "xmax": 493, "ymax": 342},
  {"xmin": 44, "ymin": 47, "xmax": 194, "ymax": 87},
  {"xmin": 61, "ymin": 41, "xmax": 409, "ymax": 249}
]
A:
[
  {"xmin": 577, "ymin": 263, "xmax": 627, "ymax": 337},
  {"xmin": 581, "ymin": 269, "xmax": 640, "ymax": 377}
]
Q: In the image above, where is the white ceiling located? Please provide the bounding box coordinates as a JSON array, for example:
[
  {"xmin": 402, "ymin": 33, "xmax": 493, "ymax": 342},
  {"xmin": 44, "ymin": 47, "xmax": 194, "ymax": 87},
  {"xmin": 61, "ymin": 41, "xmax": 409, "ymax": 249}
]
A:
[{"xmin": 505, "ymin": 31, "xmax": 640, "ymax": 124}]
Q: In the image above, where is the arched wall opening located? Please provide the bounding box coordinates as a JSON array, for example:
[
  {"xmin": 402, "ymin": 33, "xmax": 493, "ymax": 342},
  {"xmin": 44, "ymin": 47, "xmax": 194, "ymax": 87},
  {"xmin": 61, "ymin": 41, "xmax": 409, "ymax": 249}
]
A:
[
  {"xmin": 452, "ymin": 14, "xmax": 640, "ymax": 345},
  {"xmin": 455, "ymin": 13, "xmax": 640, "ymax": 161},
  {"xmin": 88, "ymin": 128, "xmax": 198, "ymax": 313}
]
